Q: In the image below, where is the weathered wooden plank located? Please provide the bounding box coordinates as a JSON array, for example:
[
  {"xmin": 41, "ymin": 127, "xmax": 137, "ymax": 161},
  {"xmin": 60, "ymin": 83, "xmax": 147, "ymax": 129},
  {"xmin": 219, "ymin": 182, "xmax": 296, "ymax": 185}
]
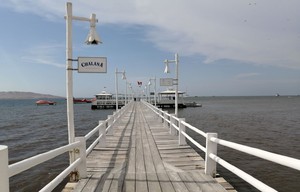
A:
[
  {"xmin": 177, "ymin": 172, "xmax": 202, "ymax": 192},
  {"xmin": 160, "ymin": 152, "xmax": 201, "ymax": 158},
  {"xmin": 108, "ymin": 171, "xmax": 126, "ymax": 192},
  {"xmin": 123, "ymin": 173, "xmax": 135, "ymax": 192},
  {"xmin": 99, "ymin": 172, "xmax": 114, "ymax": 192},
  {"xmin": 167, "ymin": 171, "xmax": 189, "ymax": 192},
  {"xmin": 71, "ymin": 102, "xmax": 233, "ymax": 192},
  {"xmin": 147, "ymin": 172, "xmax": 162, "ymax": 192},
  {"xmin": 135, "ymin": 114, "xmax": 148, "ymax": 192},
  {"xmin": 190, "ymin": 171, "xmax": 227, "ymax": 192}
]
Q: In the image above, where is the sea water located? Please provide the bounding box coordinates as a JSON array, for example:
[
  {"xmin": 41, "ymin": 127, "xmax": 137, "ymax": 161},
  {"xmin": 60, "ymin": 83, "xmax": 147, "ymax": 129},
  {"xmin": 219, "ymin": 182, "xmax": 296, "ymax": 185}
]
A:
[
  {"xmin": 180, "ymin": 96, "xmax": 300, "ymax": 192},
  {"xmin": 0, "ymin": 96, "xmax": 299, "ymax": 191}
]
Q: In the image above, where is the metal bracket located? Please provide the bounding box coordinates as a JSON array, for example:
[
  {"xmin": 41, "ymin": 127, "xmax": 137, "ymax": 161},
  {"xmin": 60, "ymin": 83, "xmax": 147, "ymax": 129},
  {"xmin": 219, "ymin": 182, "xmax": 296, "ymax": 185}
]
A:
[
  {"xmin": 67, "ymin": 68, "xmax": 78, "ymax": 71},
  {"xmin": 67, "ymin": 58, "xmax": 78, "ymax": 61},
  {"xmin": 74, "ymin": 148, "xmax": 80, "ymax": 153}
]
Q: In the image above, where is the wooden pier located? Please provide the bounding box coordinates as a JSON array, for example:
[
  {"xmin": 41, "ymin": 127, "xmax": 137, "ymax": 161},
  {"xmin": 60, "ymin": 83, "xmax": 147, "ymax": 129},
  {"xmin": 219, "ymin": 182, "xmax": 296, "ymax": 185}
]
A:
[{"xmin": 66, "ymin": 102, "xmax": 234, "ymax": 192}]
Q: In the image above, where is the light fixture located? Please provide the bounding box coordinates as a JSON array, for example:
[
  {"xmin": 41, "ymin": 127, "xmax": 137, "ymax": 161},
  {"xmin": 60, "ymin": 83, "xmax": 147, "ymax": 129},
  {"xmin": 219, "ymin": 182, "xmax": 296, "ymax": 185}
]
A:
[
  {"xmin": 85, "ymin": 13, "xmax": 102, "ymax": 45},
  {"xmin": 164, "ymin": 60, "xmax": 170, "ymax": 73},
  {"xmin": 122, "ymin": 71, "xmax": 126, "ymax": 80}
]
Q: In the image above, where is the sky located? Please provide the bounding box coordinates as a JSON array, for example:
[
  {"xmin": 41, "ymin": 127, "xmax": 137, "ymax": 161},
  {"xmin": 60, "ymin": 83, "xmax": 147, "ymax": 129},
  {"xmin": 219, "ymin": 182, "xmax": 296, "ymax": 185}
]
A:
[{"xmin": 0, "ymin": 0, "xmax": 299, "ymax": 97}]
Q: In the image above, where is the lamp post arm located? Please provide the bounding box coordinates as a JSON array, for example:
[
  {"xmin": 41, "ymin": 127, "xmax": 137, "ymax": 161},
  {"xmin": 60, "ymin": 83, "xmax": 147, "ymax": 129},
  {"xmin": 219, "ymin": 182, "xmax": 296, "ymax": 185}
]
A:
[{"xmin": 165, "ymin": 59, "xmax": 176, "ymax": 63}]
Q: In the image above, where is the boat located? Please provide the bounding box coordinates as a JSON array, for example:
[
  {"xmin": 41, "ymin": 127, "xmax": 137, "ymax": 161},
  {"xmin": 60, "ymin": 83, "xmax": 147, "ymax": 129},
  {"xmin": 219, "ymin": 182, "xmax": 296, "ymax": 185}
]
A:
[
  {"xmin": 185, "ymin": 102, "xmax": 202, "ymax": 107},
  {"xmin": 36, "ymin": 100, "xmax": 56, "ymax": 105},
  {"xmin": 91, "ymin": 91, "xmax": 125, "ymax": 109},
  {"xmin": 156, "ymin": 88, "xmax": 186, "ymax": 108},
  {"xmin": 73, "ymin": 98, "xmax": 92, "ymax": 104}
]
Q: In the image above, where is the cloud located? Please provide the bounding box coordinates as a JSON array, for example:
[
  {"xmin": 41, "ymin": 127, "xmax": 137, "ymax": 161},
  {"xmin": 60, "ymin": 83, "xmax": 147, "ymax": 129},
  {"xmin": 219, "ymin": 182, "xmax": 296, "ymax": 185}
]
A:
[
  {"xmin": 2, "ymin": 0, "xmax": 300, "ymax": 69},
  {"xmin": 21, "ymin": 44, "xmax": 65, "ymax": 68},
  {"xmin": 235, "ymin": 73, "xmax": 260, "ymax": 79}
]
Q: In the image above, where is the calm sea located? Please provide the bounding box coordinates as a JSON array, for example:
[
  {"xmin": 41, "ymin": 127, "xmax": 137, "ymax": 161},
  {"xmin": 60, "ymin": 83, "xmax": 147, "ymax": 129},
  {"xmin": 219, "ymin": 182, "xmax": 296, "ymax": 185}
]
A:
[{"xmin": 0, "ymin": 96, "xmax": 299, "ymax": 191}]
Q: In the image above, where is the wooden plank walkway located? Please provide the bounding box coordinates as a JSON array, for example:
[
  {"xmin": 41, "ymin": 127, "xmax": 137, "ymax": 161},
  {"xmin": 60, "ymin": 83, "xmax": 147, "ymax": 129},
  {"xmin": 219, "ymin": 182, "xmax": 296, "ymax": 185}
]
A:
[{"xmin": 70, "ymin": 102, "xmax": 234, "ymax": 192}]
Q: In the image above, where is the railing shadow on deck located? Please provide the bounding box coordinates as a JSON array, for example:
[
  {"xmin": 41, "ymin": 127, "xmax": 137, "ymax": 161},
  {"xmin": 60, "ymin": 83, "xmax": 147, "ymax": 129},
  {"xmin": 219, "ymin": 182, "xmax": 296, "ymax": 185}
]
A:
[
  {"xmin": 0, "ymin": 101, "xmax": 134, "ymax": 192},
  {"xmin": 141, "ymin": 100, "xmax": 300, "ymax": 192}
]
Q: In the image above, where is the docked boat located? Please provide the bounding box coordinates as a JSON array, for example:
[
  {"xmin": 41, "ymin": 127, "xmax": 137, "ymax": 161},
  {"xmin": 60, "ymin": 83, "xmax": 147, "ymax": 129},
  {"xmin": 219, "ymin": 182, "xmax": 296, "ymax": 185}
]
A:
[
  {"xmin": 91, "ymin": 91, "xmax": 125, "ymax": 109},
  {"xmin": 73, "ymin": 98, "xmax": 92, "ymax": 104},
  {"xmin": 154, "ymin": 89, "xmax": 202, "ymax": 108},
  {"xmin": 156, "ymin": 89, "xmax": 186, "ymax": 108},
  {"xmin": 36, "ymin": 100, "xmax": 56, "ymax": 105}
]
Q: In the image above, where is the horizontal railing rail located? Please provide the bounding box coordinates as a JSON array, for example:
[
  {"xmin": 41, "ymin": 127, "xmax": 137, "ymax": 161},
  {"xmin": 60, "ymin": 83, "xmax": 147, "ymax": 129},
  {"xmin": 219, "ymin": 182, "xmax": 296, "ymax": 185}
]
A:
[
  {"xmin": 141, "ymin": 100, "xmax": 300, "ymax": 192},
  {"xmin": 0, "ymin": 100, "xmax": 133, "ymax": 192},
  {"xmin": 8, "ymin": 141, "xmax": 81, "ymax": 177}
]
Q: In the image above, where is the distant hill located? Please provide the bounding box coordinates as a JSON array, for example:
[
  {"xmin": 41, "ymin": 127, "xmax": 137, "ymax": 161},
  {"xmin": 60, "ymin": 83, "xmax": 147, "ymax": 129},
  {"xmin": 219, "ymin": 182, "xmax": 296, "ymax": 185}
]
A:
[{"xmin": 0, "ymin": 91, "xmax": 63, "ymax": 99}]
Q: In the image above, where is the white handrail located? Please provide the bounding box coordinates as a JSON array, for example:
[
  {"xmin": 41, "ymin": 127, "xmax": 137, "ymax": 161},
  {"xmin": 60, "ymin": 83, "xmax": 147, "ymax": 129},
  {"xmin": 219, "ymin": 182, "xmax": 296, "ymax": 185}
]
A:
[
  {"xmin": 209, "ymin": 153, "xmax": 277, "ymax": 192},
  {"xmin": 85, "ymin": 123, "xmax": 101, "ymax": 140},
  {"xmin": 39, "ymin": 158, "xmax": 82, "ymax": 192},
  {"xmin": 182, "ymin": 121, "xmax": 207, "ymax": 138},
  {"xmin": 8, "ymin": 141, "xmax": 81, "ymax": 177},
  {"xmin": 141, "ymin": 101, "xmax": 300, "ymax": 192},
  {"xmin": 181, "ymin": 131, "xmax": 206, "ymax": 152},
  {"xmin": 86, "ymin": 134, "xmax": 101, "ymax": 155},
  {"xmin": 210, "ymin": 137, "xmax": 300, "ymax": 171}
]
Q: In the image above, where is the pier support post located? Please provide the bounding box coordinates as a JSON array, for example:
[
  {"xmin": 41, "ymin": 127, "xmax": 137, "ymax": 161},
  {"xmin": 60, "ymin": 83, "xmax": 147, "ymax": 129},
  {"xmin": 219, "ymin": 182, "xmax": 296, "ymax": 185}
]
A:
[
  {"xmin": 99, "ymin": 121, "xmax": 106, "ymax": 147},
  {"xmin": 179, "ymin": 118, "xmax": 186, "ymax": 145},
  {"xmin": 0, "ymin": 145, "xmax": 9, "ymax": 192},
  {"xmin": 205, "ymin": 133, "xmax": 218, "ymax": 177},
  {"xmin": 163, "ymin": 111, "xmax": 168, "ymax": 128},
  {"xmin": 75, "ymin": 137, "xmax": 87, "ymax": 179},
  {"xmin": 170, "ymin": 114, "xmax": 177, "ymax": 135},
  {"xmin": 107, "ymin": 115, "xmax": 114, "ymax": 135}
]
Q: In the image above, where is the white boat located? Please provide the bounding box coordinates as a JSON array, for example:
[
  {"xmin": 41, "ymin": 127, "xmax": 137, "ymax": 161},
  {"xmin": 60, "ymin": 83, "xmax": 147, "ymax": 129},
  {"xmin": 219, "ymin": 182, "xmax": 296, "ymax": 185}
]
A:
[
  {"xmin": 36, "ymin": 100, "xmax": 56, "ymax": 105},
  {"xmin": 91, "ymin": 91, "xmax": 125, "ymax": 109},
  {"xmin": 156, "ymin": 89, "xmax": 186, "ymax": 108}
]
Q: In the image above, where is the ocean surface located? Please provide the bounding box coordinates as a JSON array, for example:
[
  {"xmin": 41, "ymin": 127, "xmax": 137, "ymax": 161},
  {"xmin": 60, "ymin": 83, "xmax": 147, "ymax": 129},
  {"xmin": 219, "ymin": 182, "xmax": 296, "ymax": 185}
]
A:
[{"xmin": 0, "ymin": 96, "xmax": 299, "ymax": 192}]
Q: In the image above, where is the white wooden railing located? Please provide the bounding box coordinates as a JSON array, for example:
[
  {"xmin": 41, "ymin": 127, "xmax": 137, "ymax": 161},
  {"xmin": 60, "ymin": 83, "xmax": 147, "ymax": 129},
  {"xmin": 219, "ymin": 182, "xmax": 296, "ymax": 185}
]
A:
[
  {"xmin": 0, "ymin": 100, "xmax": 133, "ymax": 192},
  {"xmin": 142, "ymin": 100, "xmax": 300, "ymax": 192}
]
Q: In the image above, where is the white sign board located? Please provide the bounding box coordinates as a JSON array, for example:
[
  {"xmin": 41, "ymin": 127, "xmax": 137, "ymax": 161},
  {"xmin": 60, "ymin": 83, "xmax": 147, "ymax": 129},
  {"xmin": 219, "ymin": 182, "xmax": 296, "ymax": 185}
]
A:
[
  {"xmin": 160, "ymin": 78, "xmax": 173, "ymax": 86},
  {"xmin": 78, "ymin": 57, "xmax": 107, "ymax": 73}
]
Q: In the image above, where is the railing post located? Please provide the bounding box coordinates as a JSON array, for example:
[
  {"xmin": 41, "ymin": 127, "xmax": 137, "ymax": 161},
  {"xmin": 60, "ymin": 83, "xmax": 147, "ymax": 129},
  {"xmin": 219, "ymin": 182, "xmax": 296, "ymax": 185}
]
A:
[
  {"xmin": 107, "ymin": 115, "xmax": 114, "ymax": 135},
  {"xmin": 75, "ymin": 137, "xmax": 87, "ymax": 179},
  {"xmin": 0, "ymin": 145, "xmax": 9, "ymax": 192},
  {"xmin": 179, "ymin": 118, "xmax": 186, "ymax": 145},
  {"xmin": 205, "ymin": 133, "xmax": 218, "ymax": 177},
  {"xmin": 99, "ymin": 121, "xmax": 106, "ymax": 147},
  {"xmin": 163, "ymin": 111, "xmax": 168, "ymax": 128},
  {"xmin": 170, "ymin": 114, "xmax": 176, "ymax": 135},
  {"xmin": 158, "ymin": 108, "xmax": 163, "ymax": 123}
]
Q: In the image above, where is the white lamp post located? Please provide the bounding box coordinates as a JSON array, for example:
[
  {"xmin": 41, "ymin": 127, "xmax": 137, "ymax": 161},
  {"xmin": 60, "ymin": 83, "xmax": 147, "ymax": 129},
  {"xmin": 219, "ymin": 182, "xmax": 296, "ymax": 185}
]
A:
[
  {"xmin": 115, "ymin": 68, "xmax": 126, "ymax": 110},
  {"xmin": 144, "ymin": 85, "xmax": 148, "ymax": 102},
  {"xmin": 65, "ymin": 2, "xmax": 101, "ymax": 164},
  {"xmin": 125, "ymin": 80, "xmax": 128, "ymax": 104},
  {"xmin": 126, "ymin": 82, "xmax": 132, "ymax": 104},
  {"xmin": 164, "ymin": 53, "xmax": 179, "ymax": 117},
  {"xmin": 148, "ymin": 77, "xmax": 157, "ymax": 106}
]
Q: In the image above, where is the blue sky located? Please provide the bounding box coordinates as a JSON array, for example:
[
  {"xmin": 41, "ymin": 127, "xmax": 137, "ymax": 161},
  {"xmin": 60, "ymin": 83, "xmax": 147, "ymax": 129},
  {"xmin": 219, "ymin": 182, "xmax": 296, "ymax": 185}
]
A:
[{"xmin": 0, "ymin": 0, "xmax": 299, "ymax": 97}]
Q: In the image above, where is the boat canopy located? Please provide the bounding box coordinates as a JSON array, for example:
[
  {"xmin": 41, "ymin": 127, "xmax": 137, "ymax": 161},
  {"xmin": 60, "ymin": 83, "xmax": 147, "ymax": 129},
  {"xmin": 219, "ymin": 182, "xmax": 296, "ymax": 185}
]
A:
[
  {"xmin": 95, "ymin": 91, "xmax": 113, "ymax": 100},
  {"xmin": 159, "ymin": 88, "xmax": 185, "ymax": 95}
]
